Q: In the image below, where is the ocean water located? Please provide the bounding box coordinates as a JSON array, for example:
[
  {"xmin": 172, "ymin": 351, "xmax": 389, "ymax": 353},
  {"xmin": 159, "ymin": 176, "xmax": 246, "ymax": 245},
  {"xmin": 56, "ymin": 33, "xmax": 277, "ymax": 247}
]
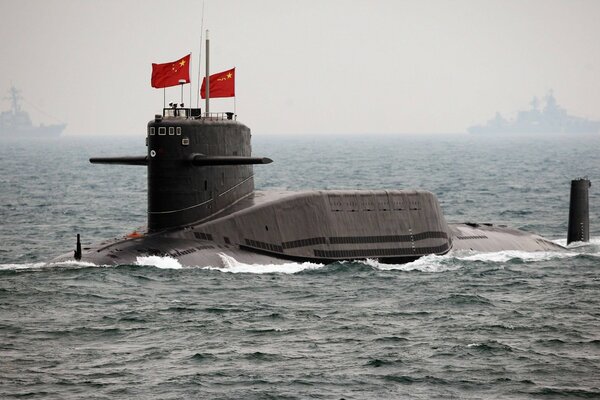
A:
[{"xmin": 1, "ymin": 133, "xmax": 599, "ymax": 399}]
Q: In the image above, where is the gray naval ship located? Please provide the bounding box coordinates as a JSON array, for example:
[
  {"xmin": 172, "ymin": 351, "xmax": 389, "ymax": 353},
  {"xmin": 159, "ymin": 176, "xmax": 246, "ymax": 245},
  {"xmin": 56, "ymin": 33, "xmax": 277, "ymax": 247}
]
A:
[
  {"xmin": 0, "ymin": 87, "xmax": 65, "ymax": 138},
  {"xmin": 54, "ymin": 105, "xmax": 591, "ymax": 267},
  {"xmin": 468, "ymin": 91, "xmax": 600, "ymax": 135}
]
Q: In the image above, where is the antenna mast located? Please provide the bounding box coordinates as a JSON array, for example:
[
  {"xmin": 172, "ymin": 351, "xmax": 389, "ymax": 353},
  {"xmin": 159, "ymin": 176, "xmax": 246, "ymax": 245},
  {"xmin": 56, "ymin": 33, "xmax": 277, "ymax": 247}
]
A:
[
  {"xmin": 205, "ymin": 29, "xmax": 210, "ymax": 116},
  {"xmin": 196, "ymin": 0, "xmax": 205, "ymax": 109}
]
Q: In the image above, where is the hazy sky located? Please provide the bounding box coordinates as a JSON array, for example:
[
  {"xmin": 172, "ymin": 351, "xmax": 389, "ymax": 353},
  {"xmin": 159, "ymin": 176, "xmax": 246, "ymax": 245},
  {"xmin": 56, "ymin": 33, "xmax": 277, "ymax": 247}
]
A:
[{"xmin": 1, "ymin": 0, "xmax": 599, "ymax": 136}]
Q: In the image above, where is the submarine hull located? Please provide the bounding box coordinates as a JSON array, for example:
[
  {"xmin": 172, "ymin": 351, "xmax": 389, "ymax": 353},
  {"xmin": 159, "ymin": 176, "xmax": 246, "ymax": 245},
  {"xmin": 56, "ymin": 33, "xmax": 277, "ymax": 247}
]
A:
[{"xmin": 55, "ymin": 190, "xmax": 564, "ymax": 268}]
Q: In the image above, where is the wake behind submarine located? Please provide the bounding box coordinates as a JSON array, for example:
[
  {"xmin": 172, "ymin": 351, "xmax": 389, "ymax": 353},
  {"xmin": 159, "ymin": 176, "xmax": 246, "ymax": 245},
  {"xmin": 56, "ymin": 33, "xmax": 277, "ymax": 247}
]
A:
[
  {"xmin": 56, "ymin": 109, "xmax": 591, "ymax": 267},
  {"xmin": 55, "ymin": 38, "xmax": 591, "ymax": 268}
]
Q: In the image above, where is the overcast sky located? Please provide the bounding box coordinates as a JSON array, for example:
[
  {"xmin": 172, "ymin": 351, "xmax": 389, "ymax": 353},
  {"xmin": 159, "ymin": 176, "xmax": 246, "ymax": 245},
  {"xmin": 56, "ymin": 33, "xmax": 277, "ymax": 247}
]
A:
[{"xmin": 1, "ymin": 0, "xmax": 599, "ymax": 136}]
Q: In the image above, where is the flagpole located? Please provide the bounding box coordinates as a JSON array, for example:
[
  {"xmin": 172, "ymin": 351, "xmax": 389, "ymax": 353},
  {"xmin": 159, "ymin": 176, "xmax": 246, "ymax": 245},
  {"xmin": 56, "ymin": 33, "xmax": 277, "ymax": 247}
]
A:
[
  {"xmin": 196, "ymin": 0, "xmax": 205, "ymax": 109},
  {"xmin": 234, "ymin": 65, "xmax": 236, "ymax": 118},
  {"xmin": 163, "ymin": 88, "xmax": 165, "ymax": 109},
  {"xmin": 189, "ymin": 53, "xmax": 192, "ymax": 112},
  {"xmin": 205, "ymin": 29, "xmax": 210, "ymax": 117}
]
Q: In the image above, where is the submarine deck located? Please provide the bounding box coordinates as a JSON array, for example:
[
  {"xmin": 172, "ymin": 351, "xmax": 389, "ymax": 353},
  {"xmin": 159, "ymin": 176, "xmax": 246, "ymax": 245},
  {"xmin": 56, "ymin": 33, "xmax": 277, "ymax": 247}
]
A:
[
  {"xmin": 56, "ymin": 189, "xmax": 566, "ymax": 267},
  {"xmin": 449, "ymin": 223, "xmax": 564, "ymax": 252}
]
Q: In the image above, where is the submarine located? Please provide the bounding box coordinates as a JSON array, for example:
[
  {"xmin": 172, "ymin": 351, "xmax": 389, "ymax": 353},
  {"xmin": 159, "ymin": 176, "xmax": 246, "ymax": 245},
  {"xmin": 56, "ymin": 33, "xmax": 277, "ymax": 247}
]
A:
[
  {"xmin": 53, "ymin": 105, "xmax": 591, "ymax": 267},
  {"xmin": 54, "ymin": 36, "xmax": 591, "ymax": 268}
]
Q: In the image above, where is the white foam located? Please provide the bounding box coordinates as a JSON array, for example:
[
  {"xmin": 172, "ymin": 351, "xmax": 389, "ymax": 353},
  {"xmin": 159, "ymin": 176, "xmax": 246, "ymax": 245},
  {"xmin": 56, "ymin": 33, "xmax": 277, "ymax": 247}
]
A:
[
  {"xmin": 554, "ymin": 236, "xmax": 600, "ymax": 252},
  {"xmin": 363, "ymin": 238, "xmax": 600, "ymax": 271},
  {"xmin": 201, "ymin": 253, "xmax": 325, "ymax": 274},
  {"xmin": 0, "ymin": 262, "xmax": 47, "ymax": 271},
  {"xmin": 452, "ymin": 249, "xmax": 579, "ymax": 263},
  {"xmin": 0, "ymin": 260, "xmax": 97, "ymax": 271},
  {"xmin": 364, "ymin": 255, "xmax": 461, "ymax": 273},
  {"xmin": 453, "ymin": 236, "xmax": 600, "ymax": 263},
  {"xmin": 4, "ymin": 236, "xmax": 599, "ymax": 273},
  {"xmin": 135, "ymin": 255, "xmax": 183, "ymax": 269},
  {"xmin": 50, "ymin": 260, "xmax": 97, "ymax": 267}
]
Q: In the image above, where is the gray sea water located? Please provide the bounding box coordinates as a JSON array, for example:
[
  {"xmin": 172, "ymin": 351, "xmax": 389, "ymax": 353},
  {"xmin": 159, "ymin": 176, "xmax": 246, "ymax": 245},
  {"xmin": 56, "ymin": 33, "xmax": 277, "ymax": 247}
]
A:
[{"xmin": 1, "ymin": 133, "xmax": 599, "ymax": 399}]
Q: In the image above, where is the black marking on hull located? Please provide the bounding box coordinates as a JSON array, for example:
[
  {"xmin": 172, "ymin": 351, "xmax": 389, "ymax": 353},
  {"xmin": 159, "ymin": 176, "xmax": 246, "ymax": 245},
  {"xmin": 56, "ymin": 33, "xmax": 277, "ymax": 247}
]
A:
[
  {"xmin": 244, "ymin": 239, "xmax": 284, "ymax": 253},
  {"xmin": 193, "ymin": 232, "xmax": 213, "ymax": 241},
  {"xmin": 329, "ymin": 231, "xmax": 448, "ymax": 244},
  {"xmin": 282, "ymin": 237, "xmax": 328, "ymax": 249},
  {"xmin": 281, "ymin": 231, "xmax": 449, "ymax": 249},
  {"xmin": 239, "ymin": 245, "xmax": 428, "ymax": 265},
  {"xmin": 314, "ymin": 243, "xmax": 450, "ymax": 258}
]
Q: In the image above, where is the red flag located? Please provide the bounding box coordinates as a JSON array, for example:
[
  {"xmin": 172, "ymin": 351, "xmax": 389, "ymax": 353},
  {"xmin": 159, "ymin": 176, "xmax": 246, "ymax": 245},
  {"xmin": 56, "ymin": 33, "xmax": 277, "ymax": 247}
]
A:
[
  {"xmin": 201, "ymin": 68, "xmax": 235, "ymax": 98},
  {"xmin": 151, "ymin": 54, "xmax": 191, "ymax": 88}
]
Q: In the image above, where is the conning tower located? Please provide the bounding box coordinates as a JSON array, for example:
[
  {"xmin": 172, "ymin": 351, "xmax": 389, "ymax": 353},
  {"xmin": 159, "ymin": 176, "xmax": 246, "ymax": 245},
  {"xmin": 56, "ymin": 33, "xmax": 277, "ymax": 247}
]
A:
[
  {"xmin": 148, "ymin": 112, "xmax": 262, "ymax": 230},
  {"xmin": 91, "ymin": 108, "xmax": 271, "ymax": 231}
]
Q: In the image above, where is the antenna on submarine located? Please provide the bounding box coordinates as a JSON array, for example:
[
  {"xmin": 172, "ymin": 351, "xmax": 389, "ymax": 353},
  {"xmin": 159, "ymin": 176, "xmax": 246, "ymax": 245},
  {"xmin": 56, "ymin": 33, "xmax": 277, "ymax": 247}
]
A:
[
  {"xmin": 205, "ymin": 29, "xmax": 210, "ymax": 116},
  {"xmin": 196, "ymin": 0, "xmax": 205, "ymax": 109},
  {"xmin": 179, "ymin": 79, "xmax": 186, "ymax": 105}
]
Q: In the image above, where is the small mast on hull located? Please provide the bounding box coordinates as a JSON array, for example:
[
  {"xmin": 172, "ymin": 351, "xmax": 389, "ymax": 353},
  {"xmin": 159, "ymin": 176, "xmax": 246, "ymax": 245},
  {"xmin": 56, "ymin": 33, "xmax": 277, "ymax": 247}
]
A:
[
  {"xmin": 205, "ymin": 29, "xmax": 210, "ymax": 116},
  {"xmin": 567, "ymin": 178, "xmax": 591, "ymax": 245}
]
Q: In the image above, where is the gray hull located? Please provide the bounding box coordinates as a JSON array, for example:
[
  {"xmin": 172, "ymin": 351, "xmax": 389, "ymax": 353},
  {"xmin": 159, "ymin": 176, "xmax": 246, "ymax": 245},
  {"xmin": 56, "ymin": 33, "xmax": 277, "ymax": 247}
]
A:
[{"xmin": 54, "ymin": 190, "xmax": 564, "ymax": 268}]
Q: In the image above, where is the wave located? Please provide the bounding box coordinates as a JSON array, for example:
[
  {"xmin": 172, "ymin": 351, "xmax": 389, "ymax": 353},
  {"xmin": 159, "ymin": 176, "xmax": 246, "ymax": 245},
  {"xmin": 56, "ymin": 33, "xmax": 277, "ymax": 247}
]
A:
[
  {"xmin": 554, "ymin": 236, "xmax": 600, "ymax": 251},
  {"xmin": 450, "ymin": 249, "xmax": 580, "ymax": 263},
  {"xmin": 135, "ymin": 255, "xmax": 183, "ymax": 269},
  {"xmin": 205, "ymin": 253, "xmax": 326, "ymax": 274},
  {"xmin": 0, "ymin": 260, "xmax": 96, "ymax": 271},
  {"xmin": 2, "ymin": 237, "xmax": 598, "ymax": 273},
  {"xmin": 448, "ymin": 236, "xmax": 600, "ymax": 264},
  {"xmin": 466, "ymin": 340, "xmax": 515, "ymax": 354},
  {"xmin": 364, "ymin": 254, "xmax": 461, "ymax": 273},
  {"xmin": 0, "ymin": 262, "xmax": 48, "ymax": 271},
  {"xmin": 212, "ymin": 239, "xmax": 600, "ymax": 274}
]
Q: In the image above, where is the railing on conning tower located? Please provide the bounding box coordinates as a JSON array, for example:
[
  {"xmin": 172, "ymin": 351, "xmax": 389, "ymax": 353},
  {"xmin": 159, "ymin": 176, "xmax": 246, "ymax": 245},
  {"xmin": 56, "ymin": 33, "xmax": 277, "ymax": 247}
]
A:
[{"xmin": 162, "ymin": 107, "xmax": 236, "ymax": 120}]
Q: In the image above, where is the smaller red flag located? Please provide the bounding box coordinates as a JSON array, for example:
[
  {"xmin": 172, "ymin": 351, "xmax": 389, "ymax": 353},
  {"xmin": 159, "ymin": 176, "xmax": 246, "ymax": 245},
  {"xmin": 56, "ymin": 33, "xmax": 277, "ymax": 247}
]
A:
[
  {"xmin": 151, "ymin": 54, "xmax": 191, "ymax": 89},
  {"xmin": 201, "ymin": 68, "xmax": 235, "ymax": 99}
]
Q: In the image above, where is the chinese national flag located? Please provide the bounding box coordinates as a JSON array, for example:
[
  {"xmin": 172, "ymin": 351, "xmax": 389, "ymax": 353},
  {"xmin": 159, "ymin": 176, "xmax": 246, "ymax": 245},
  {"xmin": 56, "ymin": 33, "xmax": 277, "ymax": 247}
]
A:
[
  {"xmin": 151, "ymin": 54, "xmax": 191, "ymax": 88},
  {"xmin": 201, "ymin": 68, "xmax": 235, "ymax": 98}
]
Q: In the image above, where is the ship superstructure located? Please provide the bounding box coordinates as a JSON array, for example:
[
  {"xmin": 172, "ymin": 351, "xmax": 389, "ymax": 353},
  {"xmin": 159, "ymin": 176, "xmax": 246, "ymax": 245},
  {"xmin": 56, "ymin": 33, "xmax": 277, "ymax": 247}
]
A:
[
  {"xmin": 468, "ymin": 92, "xmax": 600, "ymax": 134},
  {"xmin": 0, "ymin": 87, "xmax": 65, "ymax": 138}
]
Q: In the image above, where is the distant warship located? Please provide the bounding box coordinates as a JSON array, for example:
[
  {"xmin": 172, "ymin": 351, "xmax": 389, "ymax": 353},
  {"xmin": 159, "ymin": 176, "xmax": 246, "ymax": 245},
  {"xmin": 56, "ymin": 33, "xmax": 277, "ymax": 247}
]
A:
[
  {"xmin": 54, "ymin": 38, "xmax": 591, "ymax": 268},
  {"xmin": 468, "ymin": 92, "xmax": 600, "ymax": 134},
  {"xmin": 0, "ymin": 87, "xmax": 65, "ymax": 138}
]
